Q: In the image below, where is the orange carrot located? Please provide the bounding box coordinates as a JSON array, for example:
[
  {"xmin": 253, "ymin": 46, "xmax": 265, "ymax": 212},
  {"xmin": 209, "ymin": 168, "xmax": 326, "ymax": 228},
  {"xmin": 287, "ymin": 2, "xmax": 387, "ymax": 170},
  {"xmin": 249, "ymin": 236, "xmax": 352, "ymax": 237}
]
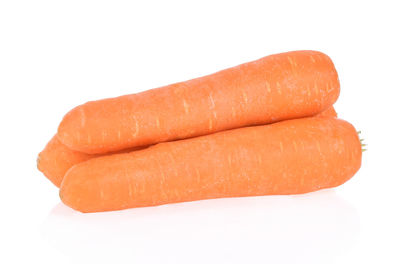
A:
[
  {"xmin": 315, "ymin": 106, "xmax": 337, "ymax": 118},
  {"xmin": 60, "ymin": 117, "xmax": 361, "ymax": 213},
  {"xmin": 39, "ymin": 107, "xmax": 337, "ymax": 187},
  {"xmin": 58, "ymin": 50, "xmax": 340, "ymax": 154},
  {"xmin": 37, "ymin": 136, "xmax": 146, "ymax": 187},
  {"xmin": 37, "ymin": 136, "xmax": 94, "ymax": 187}
]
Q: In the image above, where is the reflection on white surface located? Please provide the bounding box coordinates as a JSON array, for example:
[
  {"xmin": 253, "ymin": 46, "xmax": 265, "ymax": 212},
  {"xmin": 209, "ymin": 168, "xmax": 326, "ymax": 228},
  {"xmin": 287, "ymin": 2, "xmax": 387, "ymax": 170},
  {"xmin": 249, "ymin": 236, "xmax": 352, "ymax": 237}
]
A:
[{"xmin": 41, "ymin": 189, "xmax": 359, "ymax": 264}]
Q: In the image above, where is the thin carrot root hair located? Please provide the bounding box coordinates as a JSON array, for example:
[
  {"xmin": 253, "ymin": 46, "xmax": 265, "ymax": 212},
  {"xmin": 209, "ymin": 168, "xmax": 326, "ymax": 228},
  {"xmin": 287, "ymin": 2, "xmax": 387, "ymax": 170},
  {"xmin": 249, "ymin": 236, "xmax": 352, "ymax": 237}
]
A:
[{"xmin": 358, "ymin": 131, "xmax": 367, "ymax": 152}]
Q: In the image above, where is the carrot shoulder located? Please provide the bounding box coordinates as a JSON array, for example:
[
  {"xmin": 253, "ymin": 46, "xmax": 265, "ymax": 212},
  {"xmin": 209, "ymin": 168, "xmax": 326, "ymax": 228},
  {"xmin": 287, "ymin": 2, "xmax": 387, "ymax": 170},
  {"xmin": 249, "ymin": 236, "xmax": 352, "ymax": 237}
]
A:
[
  {"xmin": 60, "ymin": 117, "xmax": 361, "ymax": 213},
  {"xmin": 58, "ymin": 50, "xmax": 340, "ymax": 154}
]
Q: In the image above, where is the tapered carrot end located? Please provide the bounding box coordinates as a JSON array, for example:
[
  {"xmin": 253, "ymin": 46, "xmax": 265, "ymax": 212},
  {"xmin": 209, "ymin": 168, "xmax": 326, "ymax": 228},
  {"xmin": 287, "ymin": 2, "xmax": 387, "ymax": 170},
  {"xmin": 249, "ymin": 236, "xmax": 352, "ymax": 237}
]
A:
[
  {"xmin": 60, "ymin": 160, "xmax": 105, "ymax": 213},
  {"xmin": 36, "ymin": 153, "xmax": 41, "ymax": 170},
  {"xmin": 59, "ymin": 169, "xmax": 86, "ymax": 213},
  {"xmin": 37, "ymin": 136, "xmax": 94, "ymax": 188},
  {"xmin": 37, "ymin": 137, "xmax": 64, "ymax": 188},
  {"xmin": 57, "ymin": 106, "xmax": 84, "ymax": 152},
  {"xmin": 57, "ymin": 102, "xmax": 121, "ymax": 154},
  {"xmin": 60, "ymin": 178, "xmax": 101, "ymax": 213},
  {"xmin": 37, "ymin": 149, "xmax": 62, "ymax": 188}
]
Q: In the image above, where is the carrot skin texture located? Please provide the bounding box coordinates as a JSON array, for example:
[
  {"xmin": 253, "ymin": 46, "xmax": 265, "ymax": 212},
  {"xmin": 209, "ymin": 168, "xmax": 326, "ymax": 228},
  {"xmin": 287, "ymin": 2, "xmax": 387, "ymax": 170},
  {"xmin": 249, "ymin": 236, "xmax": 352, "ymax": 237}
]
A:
[
  {"xmin": 37, "ymin": 136, "xmax": 146, "ymax": 187},
  {"xmin": 58, "ymin": 50, "xmax": 340, "ymax": 154},
  {"xmin": 60, "ymin": 117, "xmax": 361, "ymax": 213}
]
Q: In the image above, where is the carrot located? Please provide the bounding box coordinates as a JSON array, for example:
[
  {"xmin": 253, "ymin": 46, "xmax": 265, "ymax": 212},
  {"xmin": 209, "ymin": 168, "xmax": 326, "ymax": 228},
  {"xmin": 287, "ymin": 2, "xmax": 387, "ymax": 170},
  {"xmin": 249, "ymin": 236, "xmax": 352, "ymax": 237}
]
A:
[
  {"xmin": 58, "ymin": 50, "xmax": 340, "ymax": 154},
  {"xmin": 315, "ymin": 106, "xmax": 337, "ymax": 118},
  {"xmin": 37, "ymin": 136, "xmax": 94, "ymax": 187},
  {"xmin": 37, "ymin": 136, "xmax": 146, "ymax": 187},
  {"xmin": 39, "ymin": 107, "xmax": 337, "ymax": 187},
  {"xmin": 60, "ymin": 117, "xmax": 361, "ymax": 213}
]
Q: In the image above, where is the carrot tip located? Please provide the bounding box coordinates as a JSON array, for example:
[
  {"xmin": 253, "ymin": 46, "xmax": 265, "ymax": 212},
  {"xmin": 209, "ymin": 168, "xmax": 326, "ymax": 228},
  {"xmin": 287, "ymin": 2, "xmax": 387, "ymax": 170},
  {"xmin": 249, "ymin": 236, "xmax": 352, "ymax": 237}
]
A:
[{"xmin": 36, "ymin": 154, "xmax": 41, "ymax": 169}]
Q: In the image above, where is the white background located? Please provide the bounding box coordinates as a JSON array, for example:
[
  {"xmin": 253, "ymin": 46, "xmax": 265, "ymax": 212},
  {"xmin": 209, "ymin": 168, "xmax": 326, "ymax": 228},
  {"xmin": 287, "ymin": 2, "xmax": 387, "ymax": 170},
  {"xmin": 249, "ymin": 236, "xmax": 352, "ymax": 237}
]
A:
[{"xmin": 1, "ymin": 1, "xmax": 399, "ymax": 263}]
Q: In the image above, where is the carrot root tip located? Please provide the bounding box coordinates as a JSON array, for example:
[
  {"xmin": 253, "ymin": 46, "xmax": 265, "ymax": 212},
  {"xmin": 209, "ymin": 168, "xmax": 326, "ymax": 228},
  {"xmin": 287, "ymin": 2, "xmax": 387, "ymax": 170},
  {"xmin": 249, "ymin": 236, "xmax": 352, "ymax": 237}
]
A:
[{"xmin": 36, "ymin": 154, "xmax": 41, "ymax": 169}]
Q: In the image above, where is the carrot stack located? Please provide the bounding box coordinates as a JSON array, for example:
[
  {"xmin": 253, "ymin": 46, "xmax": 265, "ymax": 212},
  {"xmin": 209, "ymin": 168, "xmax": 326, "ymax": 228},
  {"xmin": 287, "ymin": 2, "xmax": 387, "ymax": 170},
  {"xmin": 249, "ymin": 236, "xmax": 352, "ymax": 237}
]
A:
[
  {"xmin": 37, "ymin": 106, "xmax": 337, "ymax": 187},
  {"xmin": 37, "ymin": 50, "xmax": 362, "ymax": 213}
]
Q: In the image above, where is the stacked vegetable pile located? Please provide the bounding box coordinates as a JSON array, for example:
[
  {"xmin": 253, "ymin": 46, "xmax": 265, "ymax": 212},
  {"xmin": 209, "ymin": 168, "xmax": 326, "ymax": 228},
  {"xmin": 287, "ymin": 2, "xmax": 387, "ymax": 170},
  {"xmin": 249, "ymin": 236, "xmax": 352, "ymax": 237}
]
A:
[{"xmin": 37, "ymin": 50, "xmax": 363, "ymax": 213}]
